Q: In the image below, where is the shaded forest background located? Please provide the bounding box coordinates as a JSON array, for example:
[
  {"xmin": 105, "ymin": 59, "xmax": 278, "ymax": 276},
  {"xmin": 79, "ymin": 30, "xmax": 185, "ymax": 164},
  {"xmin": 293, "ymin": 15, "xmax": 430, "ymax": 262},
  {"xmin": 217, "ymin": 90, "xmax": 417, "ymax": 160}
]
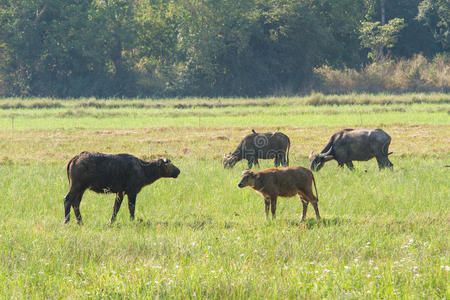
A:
[{"xmin": 0, "ymin": 0, "xmax": 448, "ymax": 98}]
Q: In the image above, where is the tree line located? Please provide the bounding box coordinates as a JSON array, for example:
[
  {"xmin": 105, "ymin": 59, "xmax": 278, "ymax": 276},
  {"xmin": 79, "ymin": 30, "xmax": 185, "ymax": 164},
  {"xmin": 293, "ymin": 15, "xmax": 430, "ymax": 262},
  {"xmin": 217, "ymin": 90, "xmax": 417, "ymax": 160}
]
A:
[{"xmin": 0, "ymin": 0, "xmax": 448, "ymax": 98}]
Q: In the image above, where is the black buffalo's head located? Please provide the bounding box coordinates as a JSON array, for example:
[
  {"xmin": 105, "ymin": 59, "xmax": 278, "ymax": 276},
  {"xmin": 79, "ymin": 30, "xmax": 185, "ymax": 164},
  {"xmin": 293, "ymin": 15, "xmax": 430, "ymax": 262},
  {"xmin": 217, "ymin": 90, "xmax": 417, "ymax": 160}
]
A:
[
  {"xmin": 157, "ymin": 158, "xmax": 180, "ymax": 178},
  {"xmin": 223, "ymin": 153, "xmax": 239, "ymax": 168},
  {"xmin": 238, "ymin": 169, "xmax": 258, "ymax": 188},
  {"xmin": 309, "ymin": 147, "xmax": 334, "ymax": 171}
]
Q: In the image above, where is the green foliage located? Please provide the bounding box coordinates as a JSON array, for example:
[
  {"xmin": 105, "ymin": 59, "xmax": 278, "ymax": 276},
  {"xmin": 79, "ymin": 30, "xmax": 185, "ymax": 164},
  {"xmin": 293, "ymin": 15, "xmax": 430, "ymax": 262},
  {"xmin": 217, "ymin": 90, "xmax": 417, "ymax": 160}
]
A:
[
  {"xmin": 359, "ymin": 18, "xmax": 406, "ymax": 61},
  {"xmin": 417, "ymin": 0, "xmax": 450, "ymax": 49},
  {"xmin": 0, "ymin": 0, "xmax": 448, "ymax": 97}
]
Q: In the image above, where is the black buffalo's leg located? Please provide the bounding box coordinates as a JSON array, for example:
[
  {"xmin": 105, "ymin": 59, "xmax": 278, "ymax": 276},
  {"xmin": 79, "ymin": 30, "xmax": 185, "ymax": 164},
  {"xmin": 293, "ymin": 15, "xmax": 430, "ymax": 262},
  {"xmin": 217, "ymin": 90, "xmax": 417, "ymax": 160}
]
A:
[
  {"xmin": 274, "ymin": 153, "xmax": 282, "ymax": 167},
  {"xmin": 376, "ymin": 156, "xmax": 385, "ymax": 169},
  {"xmin": 247, "ymin": 158, "xmax": 253, "ymax": 169},
  {"xmin": 110, "ymin": 192, "xmax": 124, "ymax": 224},
  {"xmin": 376, "ymin": 155, "xmax": 393, "ymax": 169},
  {"xmin": 270, "ymin": 196, "xmax": 277, "ymax": 219},
  {"xmin": 300, "ymin": 198, "xmax": 308, "ymax": 222},
  {"xmin": 345, "ymin": 161, "xmax": 354, "ymax": 170},
  {"xmin": 281, "ymin": 152, "xmax": 287, "ymax": 167},
  {"xmin": 63, "ymin": 192, "xmax": 74, "ymax": 224},
  {"xmin": 274, "ymin": 157, "xmax": 279, "ymax": 167},
  {"xmin": 264, "ymin": 198, "xmax": 270, "ymax": 219},
  {"xmin": 71, "ymin": 191, "xmax": 84, "ymax": 225},
  {"xmin": 254, "ymin": 158, "xmax": 260, "ymax": 167},
  {"xmin": 386, "ymin": 157, "xmax": 393, "ymax": 169},
  {"xmin": 128, "ymin": 193, "xmax": 137, "ymax": 221}
]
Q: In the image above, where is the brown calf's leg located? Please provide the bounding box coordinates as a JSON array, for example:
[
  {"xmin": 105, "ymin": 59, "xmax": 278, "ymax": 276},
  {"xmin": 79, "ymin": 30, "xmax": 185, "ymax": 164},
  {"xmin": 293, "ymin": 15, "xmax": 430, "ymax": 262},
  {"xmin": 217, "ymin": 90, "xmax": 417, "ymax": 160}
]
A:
[
  {"xmin": 300, "ymin": 198, "xmax": 308, "ymax": 222},
  {"xmin": 264, "ymin": 198, "xmax": 270, "ymax": 220},
  {"xmin": 110, "ymin": 192, "xmax": 124, "ymax": 224},
  {"xmin": 270, "ymin": 196, "xmax": 277, "ymax": 219},
  {"xmin": 311, "ymin": 201, "xmax": 321, "ymax": 220}
]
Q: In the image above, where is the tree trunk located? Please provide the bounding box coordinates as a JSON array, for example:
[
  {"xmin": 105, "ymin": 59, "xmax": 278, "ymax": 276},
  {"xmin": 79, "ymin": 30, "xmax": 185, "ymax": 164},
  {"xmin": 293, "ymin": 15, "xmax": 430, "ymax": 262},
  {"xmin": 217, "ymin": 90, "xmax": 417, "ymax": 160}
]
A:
[{"xmin": 380, "ymin": 0, "xmax": 385, "ymax": 25}]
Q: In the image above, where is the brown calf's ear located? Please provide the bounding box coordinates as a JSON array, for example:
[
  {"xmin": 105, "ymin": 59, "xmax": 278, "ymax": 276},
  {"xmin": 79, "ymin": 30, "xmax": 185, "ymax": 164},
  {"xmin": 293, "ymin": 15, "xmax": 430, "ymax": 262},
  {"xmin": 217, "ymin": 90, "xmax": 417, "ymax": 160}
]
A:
[
  {"xmin": 241, "ymin": 169, "xmax": 252, "ymax": 176},
  {"xmin": 248, "ymin": 170, "xmax": 257, "ymax": 177}
]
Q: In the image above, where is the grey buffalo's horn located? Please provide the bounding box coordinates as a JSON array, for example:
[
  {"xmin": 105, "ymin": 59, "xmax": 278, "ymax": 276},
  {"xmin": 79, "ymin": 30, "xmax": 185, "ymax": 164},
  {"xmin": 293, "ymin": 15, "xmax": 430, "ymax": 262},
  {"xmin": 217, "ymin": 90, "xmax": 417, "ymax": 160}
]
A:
[{"xmin": 320, "ymin": 146, "xmax": 333, "ymax": 157}]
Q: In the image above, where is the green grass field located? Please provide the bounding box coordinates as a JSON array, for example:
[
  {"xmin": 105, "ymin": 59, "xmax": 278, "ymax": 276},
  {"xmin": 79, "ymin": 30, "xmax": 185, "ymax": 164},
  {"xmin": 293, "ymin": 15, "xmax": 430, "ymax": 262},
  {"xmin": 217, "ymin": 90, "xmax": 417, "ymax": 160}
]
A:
[{"xmin": 0, "ymin": 95, "xmax": 449, "ymax": 298}]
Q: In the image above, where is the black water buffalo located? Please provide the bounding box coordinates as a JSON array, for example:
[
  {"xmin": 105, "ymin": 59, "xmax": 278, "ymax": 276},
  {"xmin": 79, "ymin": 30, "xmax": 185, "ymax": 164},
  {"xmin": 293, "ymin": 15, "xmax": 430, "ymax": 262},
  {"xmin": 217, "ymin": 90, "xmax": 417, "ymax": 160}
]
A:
[
  {"xmin": 238, "ymin": 167, "xmax": 320, "ymax": 221},
  {"xmin": 309, "ymin": 128, "xmax": 393, "ymax": 171},
  {"xmin": 223, "ymin": 130, "xmax": 290, "ymax": 169},
  {"xmin": 64, "ymin": 152, "xmax": 180, "ymax": 224}
]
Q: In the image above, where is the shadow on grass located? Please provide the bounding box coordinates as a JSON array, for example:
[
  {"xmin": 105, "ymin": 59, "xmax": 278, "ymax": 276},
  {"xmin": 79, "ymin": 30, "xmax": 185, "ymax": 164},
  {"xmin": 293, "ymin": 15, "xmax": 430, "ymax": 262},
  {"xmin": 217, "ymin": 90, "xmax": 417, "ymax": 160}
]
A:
[
  {"xmin": 119, "ymin": 216, "xmax": 233, "ymax": 231},
  {"xmin": 105, "ymin": 216, "xmax": 351, "ymax": 231},
  {"xmin": 286, "ymin": 216, "xmax": 351, "ymax": 229}
]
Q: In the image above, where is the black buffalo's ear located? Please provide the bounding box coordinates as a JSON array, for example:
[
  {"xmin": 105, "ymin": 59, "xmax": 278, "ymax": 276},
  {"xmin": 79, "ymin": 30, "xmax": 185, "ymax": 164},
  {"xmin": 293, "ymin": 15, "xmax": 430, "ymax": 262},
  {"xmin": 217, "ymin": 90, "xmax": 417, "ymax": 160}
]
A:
[
  {"xmin": 157, "ymin": 158, "xmax": 165, "ymax": 166},
  {"xmin": 309, "ymin": 151, "xmax": 315, "ymax": 161}
]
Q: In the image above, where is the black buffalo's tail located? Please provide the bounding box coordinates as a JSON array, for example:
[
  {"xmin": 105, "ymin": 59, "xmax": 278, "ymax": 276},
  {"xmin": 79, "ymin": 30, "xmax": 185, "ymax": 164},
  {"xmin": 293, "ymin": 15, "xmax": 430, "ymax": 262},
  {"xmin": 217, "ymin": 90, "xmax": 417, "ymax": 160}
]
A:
[
  {"xmin": 312, "ymin": 173, "xmax": 319, "ymax": 202},
  {"xmin": 382, "ymin": 139, "xmax": 393, "ymax": 156},
  {"xmin": 286, "ymin": 137, "xmax": 290, "ymax": 166},
  {"xmin": 66, "ymin": 157, "xmax": 76, "ymax": 182}
]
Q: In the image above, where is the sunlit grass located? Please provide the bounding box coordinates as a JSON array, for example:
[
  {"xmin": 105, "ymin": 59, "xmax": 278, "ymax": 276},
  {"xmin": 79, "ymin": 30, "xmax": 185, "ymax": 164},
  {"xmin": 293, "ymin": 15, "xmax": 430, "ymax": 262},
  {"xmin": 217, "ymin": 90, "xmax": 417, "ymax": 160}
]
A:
[
  {"xmin": 0, "ymin": 95, "xmax": 448, "ymax": 298},
  {"xmin": 0, "ymin": 158, "xmax": 448, "ymax": 298}
]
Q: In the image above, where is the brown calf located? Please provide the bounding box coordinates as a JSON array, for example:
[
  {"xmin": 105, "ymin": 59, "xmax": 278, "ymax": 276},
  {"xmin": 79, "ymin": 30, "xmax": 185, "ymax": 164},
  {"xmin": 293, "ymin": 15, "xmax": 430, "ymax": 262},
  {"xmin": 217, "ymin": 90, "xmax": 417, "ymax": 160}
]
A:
[{"xmin": 238, "ymin": 166, "xmax": 320, "ymax": 221}]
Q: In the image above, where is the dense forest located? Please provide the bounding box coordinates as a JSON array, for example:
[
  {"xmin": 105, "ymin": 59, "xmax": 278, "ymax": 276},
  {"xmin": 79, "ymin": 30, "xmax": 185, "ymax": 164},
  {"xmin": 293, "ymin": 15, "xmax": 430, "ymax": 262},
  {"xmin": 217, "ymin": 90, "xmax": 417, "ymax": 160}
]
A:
[{"xmin": 0, "ymin": 0, "xmax": 448, "ymax": 97}]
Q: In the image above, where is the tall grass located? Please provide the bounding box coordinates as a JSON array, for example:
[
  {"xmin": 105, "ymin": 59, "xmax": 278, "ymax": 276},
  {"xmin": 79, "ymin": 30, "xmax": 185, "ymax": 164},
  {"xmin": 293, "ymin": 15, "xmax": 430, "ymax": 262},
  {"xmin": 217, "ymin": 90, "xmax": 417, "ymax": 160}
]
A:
[
  {"xmin": 0, "ymin": 92, "xmax": 449, "ymax": 110},
  {"xmin": 314, "ymin": 54, "xmax": 450, "ymax": 94}
]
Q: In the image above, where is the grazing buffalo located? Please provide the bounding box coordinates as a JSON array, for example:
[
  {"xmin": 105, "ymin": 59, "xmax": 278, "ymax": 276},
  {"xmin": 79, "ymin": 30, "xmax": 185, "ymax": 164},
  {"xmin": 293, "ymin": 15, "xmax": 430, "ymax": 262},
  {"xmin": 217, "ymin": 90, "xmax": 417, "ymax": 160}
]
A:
[
  {"xmin": 238, "ymin": 167, "xmax": 320, "ymax": 221},
  {"xmin": 309, "ymin": 128, "xmax": 393, "ymax": 171},
  {"xmin": 63, "ymin": 152, "xmax": 180, "ymax": 224},
  {"xmin": 223, "ymin": 130, "xmax": 290, "ymax": 169}
]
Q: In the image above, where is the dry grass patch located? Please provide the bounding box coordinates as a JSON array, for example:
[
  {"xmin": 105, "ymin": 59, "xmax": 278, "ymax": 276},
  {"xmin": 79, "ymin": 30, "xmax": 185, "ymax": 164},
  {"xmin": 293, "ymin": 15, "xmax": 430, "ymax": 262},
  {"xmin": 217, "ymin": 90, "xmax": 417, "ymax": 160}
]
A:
[{"xmin": 0, "ymin": 124, "xmax": 448, "ymax": 163}]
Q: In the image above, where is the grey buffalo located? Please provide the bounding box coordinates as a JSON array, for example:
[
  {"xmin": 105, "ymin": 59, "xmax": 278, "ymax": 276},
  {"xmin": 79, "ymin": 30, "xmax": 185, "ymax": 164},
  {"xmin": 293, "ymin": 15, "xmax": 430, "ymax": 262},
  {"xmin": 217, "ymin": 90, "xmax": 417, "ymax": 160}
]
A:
[
  {"xmin": 223, "ymin": 130, "xmax": 290, "ymax": 169},
  {"xmin": 309, "ymin": 128, "xmax": 393, "ymax": 171},
  {"xmin": 63, "ymin": 152, "xmax": 180, "ymax": 224}
]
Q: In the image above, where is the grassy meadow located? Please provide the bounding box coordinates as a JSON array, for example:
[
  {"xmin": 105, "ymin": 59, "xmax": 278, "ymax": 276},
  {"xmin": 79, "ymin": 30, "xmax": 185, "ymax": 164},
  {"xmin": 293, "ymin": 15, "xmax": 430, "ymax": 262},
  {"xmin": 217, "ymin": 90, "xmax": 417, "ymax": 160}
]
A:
[{"xmin": 0, "ymin": 94, "xmax": 449, "ymax": 298}]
